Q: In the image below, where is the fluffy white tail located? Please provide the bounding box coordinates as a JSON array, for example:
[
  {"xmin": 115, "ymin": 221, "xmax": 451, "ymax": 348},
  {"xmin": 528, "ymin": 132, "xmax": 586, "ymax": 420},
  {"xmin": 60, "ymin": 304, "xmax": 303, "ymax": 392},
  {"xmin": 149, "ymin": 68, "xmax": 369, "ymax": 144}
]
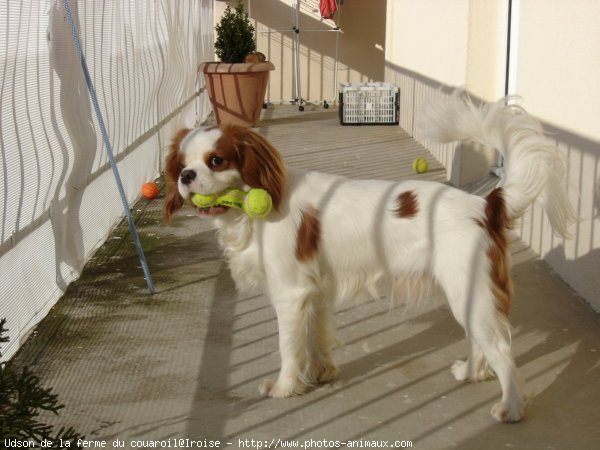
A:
[{"xmin": 421, "ymin": 91, "xmax": 576, "ymax": 237}]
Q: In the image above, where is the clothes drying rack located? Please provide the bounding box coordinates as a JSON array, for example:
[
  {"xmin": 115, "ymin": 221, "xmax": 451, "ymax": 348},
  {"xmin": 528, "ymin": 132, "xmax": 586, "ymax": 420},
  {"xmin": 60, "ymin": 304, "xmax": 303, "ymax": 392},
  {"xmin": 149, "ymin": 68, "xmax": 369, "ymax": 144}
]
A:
[{"xmin": 249, "ymin": 0, "xmax": 342, "ymax": 111}]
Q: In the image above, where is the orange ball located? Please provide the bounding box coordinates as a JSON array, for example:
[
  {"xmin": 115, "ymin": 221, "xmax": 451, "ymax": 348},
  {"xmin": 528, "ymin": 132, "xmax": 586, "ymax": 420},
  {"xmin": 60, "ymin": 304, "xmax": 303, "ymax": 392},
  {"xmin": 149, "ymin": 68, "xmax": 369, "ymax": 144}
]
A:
[{"xmin": 141, "ymin": 182, "xmax": 160, "ymax": 199}]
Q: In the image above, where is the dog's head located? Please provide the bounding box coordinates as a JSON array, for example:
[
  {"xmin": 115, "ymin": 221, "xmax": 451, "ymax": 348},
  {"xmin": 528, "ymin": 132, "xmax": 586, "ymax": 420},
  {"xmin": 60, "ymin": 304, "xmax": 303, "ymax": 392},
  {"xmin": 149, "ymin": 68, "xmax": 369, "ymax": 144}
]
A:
[{"xmin": 164, "ymin": 124, "xmax": 287, "ymax": 222}]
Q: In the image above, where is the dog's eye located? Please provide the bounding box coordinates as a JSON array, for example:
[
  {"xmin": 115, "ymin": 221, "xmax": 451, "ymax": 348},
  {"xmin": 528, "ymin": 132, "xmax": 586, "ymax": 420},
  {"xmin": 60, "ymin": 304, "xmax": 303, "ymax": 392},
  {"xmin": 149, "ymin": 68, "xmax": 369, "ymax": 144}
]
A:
[{"xmin": 211, "ymin": 156, "xmax": 224, "ymax": 167}]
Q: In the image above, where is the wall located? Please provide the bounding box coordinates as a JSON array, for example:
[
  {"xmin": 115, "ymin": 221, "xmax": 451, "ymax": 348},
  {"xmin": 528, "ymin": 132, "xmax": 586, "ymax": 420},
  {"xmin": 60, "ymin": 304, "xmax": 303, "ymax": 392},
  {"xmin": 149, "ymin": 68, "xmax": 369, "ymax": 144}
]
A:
[
  {"xmin": 466, "ymin": 0, "xmax": 508, "ymax": 101},
  {"xmin": 461, "ymin": 0, "xmax": 508, "ymax": 185},
  {"xmin": 385, "ymin": 0, "xmax": 509, "ymax": 185},
  {"xmin": 384, "ymin": 0, "xmax": 470, "ymax": 181},
  {"xmin": 513, "ymin": 0, "xmax": 600, "ymax": 308}
]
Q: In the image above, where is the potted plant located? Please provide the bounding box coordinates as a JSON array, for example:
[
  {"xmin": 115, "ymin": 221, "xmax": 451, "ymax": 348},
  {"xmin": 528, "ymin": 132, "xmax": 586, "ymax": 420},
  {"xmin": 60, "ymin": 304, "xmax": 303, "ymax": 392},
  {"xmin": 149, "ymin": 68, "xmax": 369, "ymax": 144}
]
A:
[{"xmin": 200, "ymin": 0, "xmax": 274, "ymax": 127}]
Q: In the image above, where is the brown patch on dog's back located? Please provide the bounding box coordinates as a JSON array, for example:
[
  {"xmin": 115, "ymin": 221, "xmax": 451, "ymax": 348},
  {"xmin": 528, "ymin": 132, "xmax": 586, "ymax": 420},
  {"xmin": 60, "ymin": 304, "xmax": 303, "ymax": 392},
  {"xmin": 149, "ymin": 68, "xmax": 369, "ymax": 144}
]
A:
[
  {"xmin": 296, "ymin": 206, "xmax": 321, "ymax": 262},
  {"xmin": 395, "ymin": 191, "xmax": 419, "ymax": 218},
  {"xmin": 481, "ymin": 188, "xmax": 513, "ymax": 316}
]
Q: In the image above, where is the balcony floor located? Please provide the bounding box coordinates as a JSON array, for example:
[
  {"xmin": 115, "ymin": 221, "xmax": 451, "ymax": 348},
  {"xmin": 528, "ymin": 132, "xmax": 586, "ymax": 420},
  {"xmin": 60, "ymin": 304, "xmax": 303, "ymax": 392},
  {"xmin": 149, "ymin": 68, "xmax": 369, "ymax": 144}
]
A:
[{"xmin": 11, "ymin": 105, "xmax": 600, "ymax": 449}]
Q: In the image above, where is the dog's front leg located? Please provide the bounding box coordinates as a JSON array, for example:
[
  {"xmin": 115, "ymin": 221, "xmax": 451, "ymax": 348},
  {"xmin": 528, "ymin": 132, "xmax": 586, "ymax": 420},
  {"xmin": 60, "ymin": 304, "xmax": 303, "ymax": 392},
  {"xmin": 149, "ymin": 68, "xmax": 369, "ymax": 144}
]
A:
[{"xmin": 259, "ymin": 292, "xmax": 313, "ymax": 398}]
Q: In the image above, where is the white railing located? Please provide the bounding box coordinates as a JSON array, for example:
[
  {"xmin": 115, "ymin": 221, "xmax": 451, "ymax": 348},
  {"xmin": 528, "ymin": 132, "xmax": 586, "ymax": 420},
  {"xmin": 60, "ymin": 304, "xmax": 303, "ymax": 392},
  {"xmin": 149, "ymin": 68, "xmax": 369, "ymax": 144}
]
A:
[{"xmin": 0, "ymin": 0, "xmax": 214, "ymax": 360}]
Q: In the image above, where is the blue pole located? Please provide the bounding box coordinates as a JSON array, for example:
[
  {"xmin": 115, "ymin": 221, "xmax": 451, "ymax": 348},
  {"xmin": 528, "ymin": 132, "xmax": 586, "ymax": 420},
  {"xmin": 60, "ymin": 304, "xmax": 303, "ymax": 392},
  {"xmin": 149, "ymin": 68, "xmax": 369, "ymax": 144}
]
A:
[{"xmin": 62, "ymin": 0, "xmax": 155, "ymax": 293}]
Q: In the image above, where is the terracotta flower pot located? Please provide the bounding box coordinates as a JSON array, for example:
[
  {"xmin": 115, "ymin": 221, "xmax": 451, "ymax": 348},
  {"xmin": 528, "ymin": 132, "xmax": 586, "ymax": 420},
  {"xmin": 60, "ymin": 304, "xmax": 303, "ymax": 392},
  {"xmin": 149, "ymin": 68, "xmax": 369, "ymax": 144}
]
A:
[{"xmin": 200, "ymin": 62, "xmax": 275, "ymax": 128}]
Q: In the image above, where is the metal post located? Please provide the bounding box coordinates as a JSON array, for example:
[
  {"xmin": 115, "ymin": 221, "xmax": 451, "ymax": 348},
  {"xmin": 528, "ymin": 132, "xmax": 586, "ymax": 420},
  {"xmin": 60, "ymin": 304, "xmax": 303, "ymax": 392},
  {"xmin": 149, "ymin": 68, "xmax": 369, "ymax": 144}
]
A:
[{"xmin": 62, "ymin": 0, "xmax": 155, "ymax": 293}]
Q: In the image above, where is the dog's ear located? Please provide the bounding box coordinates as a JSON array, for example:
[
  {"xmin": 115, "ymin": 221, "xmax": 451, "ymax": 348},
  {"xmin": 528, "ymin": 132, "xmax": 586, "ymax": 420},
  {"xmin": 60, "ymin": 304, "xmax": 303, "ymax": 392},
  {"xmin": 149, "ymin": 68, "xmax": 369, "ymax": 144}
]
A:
[
  {"xmin": 232, "ymin": 126, "xmax": 287, "ymax": 211},
  {"xmin": 163, "ymin": 128, "xmax": 190, "ymax": 223}
]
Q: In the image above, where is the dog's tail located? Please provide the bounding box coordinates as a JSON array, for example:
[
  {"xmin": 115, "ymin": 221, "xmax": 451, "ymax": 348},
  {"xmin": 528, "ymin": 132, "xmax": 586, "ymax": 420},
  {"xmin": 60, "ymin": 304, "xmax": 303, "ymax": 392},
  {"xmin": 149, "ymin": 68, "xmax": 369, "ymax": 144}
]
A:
[{"xmin": 421, "ymin": 90, "xmax": 576, "ymax": 237}]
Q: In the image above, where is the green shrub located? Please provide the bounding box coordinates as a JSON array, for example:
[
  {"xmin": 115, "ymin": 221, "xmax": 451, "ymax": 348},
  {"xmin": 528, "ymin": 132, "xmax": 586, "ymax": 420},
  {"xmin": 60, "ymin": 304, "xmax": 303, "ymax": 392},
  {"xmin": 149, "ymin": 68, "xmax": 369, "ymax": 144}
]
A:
[
  {"xmin": 215, "ymin": 0, "xmax": 256, "ymax": 63},
  {"xmin": 0, "ymin": 318, "xmax": 84, "ymax": 446}
]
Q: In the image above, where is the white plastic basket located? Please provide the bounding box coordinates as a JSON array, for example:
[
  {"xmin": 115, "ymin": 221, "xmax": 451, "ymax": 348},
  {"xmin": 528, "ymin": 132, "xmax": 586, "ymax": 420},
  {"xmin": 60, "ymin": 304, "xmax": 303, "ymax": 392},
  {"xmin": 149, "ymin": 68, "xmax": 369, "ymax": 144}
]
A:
[{"xmin": 339, "ymin": 82, "xmax": 399, "ymax": 125}]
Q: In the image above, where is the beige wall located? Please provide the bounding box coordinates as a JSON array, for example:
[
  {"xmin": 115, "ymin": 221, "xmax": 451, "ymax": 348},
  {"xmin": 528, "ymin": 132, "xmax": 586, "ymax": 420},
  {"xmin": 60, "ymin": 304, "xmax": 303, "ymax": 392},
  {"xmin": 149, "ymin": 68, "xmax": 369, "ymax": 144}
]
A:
[
  {"xmin": 385, "ymin": 0, "xmax": 508, "ymax": 185},
  {"xmin": 466, "ymin": 0, "xmax": 508, "ymax": 101},
  {"xmin": 512, "ymin": 0, "xmax": 600, "ymax": 308},
  {"xmin": 215, "ymin": 0, "xmax": 386, "ymax": 104},
  {"xmin": 386, "ymin": 0, "xmax": 469, "ymax": 87},
  {"xmin": 384, "ymin": 0, "xmax": 507, "ymax": 101},
  {"xmin": 516, "ymin": 0, "xmax": 600, "ymax": 142},
  {"xmin": 385, "ymin": 0, "xmax": 470, "ymax": 181},
  {"xmin": 461, "ymin": 0, "xmax": 508, "ymax": 185}
]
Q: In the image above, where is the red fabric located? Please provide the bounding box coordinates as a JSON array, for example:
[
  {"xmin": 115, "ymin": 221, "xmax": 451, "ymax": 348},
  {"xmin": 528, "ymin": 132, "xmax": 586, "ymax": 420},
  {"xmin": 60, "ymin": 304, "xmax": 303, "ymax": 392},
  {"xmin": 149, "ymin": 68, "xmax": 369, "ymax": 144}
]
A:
[{"xmin": 320, "ymin": 0, "xmax": 337, "ymax": 20}]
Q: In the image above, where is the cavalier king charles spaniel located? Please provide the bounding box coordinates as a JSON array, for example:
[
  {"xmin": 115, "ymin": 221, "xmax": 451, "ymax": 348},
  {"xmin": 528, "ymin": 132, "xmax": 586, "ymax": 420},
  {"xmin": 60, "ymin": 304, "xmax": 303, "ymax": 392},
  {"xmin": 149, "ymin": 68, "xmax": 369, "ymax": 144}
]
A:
[{"xmin": 164, "ymin": 92, "xmax": 575, "ymax": 423}]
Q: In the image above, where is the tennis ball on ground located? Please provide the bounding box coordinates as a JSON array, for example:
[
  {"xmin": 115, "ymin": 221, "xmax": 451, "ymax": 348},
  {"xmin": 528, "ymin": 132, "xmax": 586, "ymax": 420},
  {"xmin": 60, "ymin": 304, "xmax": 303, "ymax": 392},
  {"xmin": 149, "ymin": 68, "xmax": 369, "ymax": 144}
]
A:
[
  {"xmin": 141, "ymin": 182, "xmax": 160, "ymax": 199},
  {"xmin": 412, "ymin": 158, "xmax": 429, "ymax": 174}
]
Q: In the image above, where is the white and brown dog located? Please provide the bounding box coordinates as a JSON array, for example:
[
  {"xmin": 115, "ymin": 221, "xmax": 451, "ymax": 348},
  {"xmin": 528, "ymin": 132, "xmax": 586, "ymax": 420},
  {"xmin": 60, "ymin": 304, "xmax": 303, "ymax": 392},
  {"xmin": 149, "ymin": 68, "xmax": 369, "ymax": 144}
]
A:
[{"xmin": 164, "ymin": 93, "xmax": 575, "ymax": 422}]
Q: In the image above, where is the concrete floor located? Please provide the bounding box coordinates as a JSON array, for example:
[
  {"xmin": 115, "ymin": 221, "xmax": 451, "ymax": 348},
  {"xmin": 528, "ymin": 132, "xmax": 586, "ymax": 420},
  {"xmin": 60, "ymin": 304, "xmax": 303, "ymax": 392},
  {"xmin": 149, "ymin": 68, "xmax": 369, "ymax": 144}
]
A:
[{"xmin": 11, "ymin": 105, "xmax": 600, "ymax": 449}]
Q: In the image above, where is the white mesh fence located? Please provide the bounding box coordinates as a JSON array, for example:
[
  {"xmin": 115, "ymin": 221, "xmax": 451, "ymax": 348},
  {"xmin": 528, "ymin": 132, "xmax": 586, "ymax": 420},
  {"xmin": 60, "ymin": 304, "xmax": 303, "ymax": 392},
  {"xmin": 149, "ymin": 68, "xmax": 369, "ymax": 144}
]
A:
[{"xmin": 0, "ymin": 0, "xmax": 214, "ymax": 360}]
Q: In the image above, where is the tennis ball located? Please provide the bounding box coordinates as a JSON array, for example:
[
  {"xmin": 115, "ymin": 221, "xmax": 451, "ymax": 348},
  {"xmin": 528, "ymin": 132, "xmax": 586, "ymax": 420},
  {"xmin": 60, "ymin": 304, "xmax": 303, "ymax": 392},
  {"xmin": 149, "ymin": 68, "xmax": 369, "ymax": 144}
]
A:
[
  {"xmin": 244, "ymin": 188, "xmax": 273, "ymax": 219},
  {"xmin": 190, "ymin": 192, "xmax": 217, "ymax": 208},
  {"xmin": 141, "ymin": 182, "xmax": 160, "ymax": 199},
  {"xmin": 412, "ymin": 158, "xmax": 429, "ymax": 174},
  {"xmin": 190, "ymin": 188, "xmax": 273, "ymax": 219}
]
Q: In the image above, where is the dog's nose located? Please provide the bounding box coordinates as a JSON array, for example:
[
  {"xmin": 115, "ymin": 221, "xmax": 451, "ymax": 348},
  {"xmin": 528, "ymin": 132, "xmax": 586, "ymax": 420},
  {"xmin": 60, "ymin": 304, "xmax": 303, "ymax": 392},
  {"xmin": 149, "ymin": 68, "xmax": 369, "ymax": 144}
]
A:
[{"xmin": 180, "ymin": 169, "xmax": 196, "ymax": 185}]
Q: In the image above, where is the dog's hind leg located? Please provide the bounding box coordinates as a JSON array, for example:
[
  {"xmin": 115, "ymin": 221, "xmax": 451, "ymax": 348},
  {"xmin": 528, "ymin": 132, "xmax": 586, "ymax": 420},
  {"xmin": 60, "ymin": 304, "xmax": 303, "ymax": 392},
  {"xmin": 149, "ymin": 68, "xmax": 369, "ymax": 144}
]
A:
[
  {"xmin": 468, "ymin": 312, "xmax": 527, "ymax": 422},
  {"xmin": 436, "ymin": 244, "xmax": 528, "ymax": 422},
  {"xmin": 451, "ymin": 338, "xmax": 495, "ymax": 382},
  {"xmin": 444, "ymin": 288, "xmax": 527, "ymax": 421}
]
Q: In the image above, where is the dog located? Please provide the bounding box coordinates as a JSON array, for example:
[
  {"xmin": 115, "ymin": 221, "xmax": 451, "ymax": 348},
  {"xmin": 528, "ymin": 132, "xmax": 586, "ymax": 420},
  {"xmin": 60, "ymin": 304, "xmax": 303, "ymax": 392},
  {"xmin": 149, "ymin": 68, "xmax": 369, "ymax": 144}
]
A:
[{"xmin": 164, "ymin": 92, "xmax": 575, "ymax": 422}]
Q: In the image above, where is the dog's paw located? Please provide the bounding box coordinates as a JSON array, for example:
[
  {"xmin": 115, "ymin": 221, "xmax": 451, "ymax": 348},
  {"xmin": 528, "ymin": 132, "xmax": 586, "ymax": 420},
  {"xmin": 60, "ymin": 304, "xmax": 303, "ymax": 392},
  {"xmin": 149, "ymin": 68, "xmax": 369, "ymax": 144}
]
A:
[
  {"xmin": 490, "ymin": 400, "xmax": 526, "ymax": 423},
  {"xmin": 451, "ymin": 359, "xmax": 495, "ymax": 382},
  {"xmin": 317, "ymin": 361, "xmax": 340, "ymax": 384},
  {"xmin": 258, "ymin": 378, "xmax": 308, "ymax": 398},
  {"xmin": 450, "ymin": 360, "xmax": 469, "ymax": 381},
  {"xmin": 307, "ymin": 358, "xmax": 339, "ymax": 384}
]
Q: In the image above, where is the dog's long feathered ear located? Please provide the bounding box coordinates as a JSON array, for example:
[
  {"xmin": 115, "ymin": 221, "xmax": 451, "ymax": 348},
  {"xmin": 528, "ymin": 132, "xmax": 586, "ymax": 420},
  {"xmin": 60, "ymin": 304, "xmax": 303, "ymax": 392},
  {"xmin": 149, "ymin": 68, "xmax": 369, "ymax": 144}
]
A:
[
  {"xmin": 233, "ymin": 127, "xmax": 287, "ymax": 211},
  {"xmin": 163, "ymin": 128, "xmax": 190, "ymax": 223}
]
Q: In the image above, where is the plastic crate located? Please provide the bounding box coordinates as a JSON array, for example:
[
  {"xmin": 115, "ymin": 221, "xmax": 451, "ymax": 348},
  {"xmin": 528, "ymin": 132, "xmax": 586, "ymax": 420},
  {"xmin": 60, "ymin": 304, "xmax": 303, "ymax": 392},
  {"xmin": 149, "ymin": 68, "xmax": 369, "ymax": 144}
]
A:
[{"xmin": 339, "ymin": 82, "xmax": 399, "ymax": 125}]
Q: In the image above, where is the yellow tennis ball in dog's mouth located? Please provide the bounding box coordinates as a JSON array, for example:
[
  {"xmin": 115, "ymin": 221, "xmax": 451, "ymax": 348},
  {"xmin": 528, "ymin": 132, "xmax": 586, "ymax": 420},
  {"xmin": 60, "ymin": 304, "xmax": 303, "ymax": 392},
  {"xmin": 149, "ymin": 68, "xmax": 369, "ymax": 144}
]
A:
[
  {"xmin": 412, "ymin": 158, "xmax": 429, "ymax": 174},
  {"xmin": 244, "ymin": 189, "xmax": 273, "ymax": 219},
  {"xmin": 191, "ymin": 193, "xmax": 217, "ymax": 208}
]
